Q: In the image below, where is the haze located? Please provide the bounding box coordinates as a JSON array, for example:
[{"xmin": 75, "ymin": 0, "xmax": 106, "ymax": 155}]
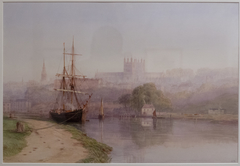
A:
[{"xmin": 3, "ymin": 2, "xmax": 238, "ymax": 82}]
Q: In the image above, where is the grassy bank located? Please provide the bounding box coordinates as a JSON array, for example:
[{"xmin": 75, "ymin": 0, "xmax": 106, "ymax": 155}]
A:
[
  {"xmin": 3, "ymin": 116, "xmax": 112, "ymax": 163},
  {"xmin": 60, "ymin": 124, "xmax": 112, "ymax": 163},
  {"xmin": 3, "ymin": 117, "xmax": 31, "ymax": 158}
]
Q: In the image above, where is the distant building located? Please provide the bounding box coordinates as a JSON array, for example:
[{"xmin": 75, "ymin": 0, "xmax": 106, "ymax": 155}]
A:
[
  {"xmin": 4, "ymin": 81, "xmax": 26, "ymax": 91},
  {"xmin": 95, "ymin": 58, "xmax": 148, "ymax": 87},
  {"xmin": 208, "ymin": 108, "xmax": 225, "ymax": 115},
  {"xmin": 95, "ymin": 58, "xmax": 193, "ymax": 90},
  {"xmin": 142, "ymin": 104, "xmax": 155, "ymax": 116},
  {"xmin": 11, "ymin": 99, "xmax": 31, "ymax": 112},
  {"xmin": 3, "ymin": 101, "xmax": 11, "ymax": 113}
]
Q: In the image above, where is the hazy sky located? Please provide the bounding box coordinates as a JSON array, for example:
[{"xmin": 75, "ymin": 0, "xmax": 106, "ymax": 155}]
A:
[{"xmin": 3, "ymin": 2, "xmax": 238, "ymax": 82}]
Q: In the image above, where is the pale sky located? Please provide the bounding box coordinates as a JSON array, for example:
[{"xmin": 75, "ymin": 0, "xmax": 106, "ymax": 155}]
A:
[{"xmin": 3, "ymin": 2, "xmax": 239, "ymax": 82}]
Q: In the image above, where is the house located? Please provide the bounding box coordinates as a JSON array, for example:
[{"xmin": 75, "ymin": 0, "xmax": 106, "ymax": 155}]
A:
[
  {"xmin": 141, "ymin": 104, "xmax": 155, "ymax": 116},
  {"xmin": 208, "ymin": 108, "xmax": 225, "ymax": 115}
]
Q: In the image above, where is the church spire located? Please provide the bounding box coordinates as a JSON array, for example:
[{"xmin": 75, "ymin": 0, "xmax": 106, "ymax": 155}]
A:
[{"xmin": 41, "ymin": 59, "xmax": 47, "ymax": 82}]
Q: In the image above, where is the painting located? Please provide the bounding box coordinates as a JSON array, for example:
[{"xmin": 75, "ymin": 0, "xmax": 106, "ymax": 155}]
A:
[{"xmin": 2, "ymin": 1, "xmax": 238, "ymax": 164}]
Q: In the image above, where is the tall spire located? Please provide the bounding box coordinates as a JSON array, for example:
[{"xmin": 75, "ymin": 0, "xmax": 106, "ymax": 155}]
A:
[{"xmin": 41, "ymin": 59, "xmax": 47, "ymax": 82}]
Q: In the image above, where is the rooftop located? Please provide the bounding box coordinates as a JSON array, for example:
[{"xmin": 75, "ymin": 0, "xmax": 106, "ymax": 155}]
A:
[{"xmin": 142, "ymin": 104, "xmax": 155, "ymax": 109}]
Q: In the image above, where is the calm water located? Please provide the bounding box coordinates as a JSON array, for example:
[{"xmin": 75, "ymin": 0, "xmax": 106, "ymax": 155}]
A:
[{"xmin": 72, "ymin": 117, "xmax": 238, "ymax": 163}]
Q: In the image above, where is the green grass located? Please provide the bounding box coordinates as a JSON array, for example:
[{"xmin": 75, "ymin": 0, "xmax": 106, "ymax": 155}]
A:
[
  {"xmin": 3, "ymin": 116, "xmax": 112, "ymax": 163},
  {"xmin": 3, "ymin": 117, "xmax": 32, "ymax": 158},
  {"xmin": 60, "ymin": 124, "xmax": 112, "ymax": 163}
]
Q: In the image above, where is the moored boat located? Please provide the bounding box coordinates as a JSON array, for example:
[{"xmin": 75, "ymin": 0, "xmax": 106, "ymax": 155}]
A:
[{"xmin": 49, "ymin": 37, "xmax": 92, "ymax": 123}]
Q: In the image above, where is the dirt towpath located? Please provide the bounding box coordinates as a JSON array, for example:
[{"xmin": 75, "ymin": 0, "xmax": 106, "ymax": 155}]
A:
[{"xmin": 4, "ymin": 119, "xmax": 88, "ymax": 163}]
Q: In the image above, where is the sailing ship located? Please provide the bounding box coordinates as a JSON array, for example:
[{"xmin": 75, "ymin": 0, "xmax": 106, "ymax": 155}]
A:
[
  {"xmin": 98, "ymin": 98, "xmax": 104, "ymax": 119},
  {"xmin": 50, "ymin": 37, "xmax": 92, "ymax": 123}
]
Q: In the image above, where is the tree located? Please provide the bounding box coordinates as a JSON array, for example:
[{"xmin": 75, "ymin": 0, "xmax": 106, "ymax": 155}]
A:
[
  {"xmin": 131, "ymin": 83, "xmax": 172, "ymax": 112},
  {"xmin": 131, "ymin": 85, "xmax": 145, "ymax": 111},
  {"xmin": 118, "ymin": 94, "xmax": 132, "ymax": 109}
]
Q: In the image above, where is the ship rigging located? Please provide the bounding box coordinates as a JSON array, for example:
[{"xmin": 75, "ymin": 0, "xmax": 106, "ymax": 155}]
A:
[{"xmin": 50, "ymin": 37, "xmax": 92, "ymax": 123}]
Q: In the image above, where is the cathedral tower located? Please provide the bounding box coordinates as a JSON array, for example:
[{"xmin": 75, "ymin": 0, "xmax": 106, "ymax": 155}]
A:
[
  {"xmin": 123, "ymin": 58, "xmax": 145, "ymax": 81},
  {"xmin": 41, "ymin": 59, "xmax": 47, "ymax": 82},
  {"xmin": 124, "ymin": 58, "xmax": 145, "ymax": 74}
]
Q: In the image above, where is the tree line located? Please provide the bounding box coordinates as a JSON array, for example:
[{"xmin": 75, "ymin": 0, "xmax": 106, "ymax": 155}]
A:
[{"xmin": 118, "ymin": 83, "xmax": 172, "ymax": 112}]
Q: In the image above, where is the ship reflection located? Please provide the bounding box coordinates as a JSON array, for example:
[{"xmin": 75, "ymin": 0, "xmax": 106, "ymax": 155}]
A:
[
  {"xmin": 99, "ymin": 118, "xmax": 104, "ymax": 143},
  {"xmin": 153, "ymin": 118, "xmax": 157, "ymax": 130}
]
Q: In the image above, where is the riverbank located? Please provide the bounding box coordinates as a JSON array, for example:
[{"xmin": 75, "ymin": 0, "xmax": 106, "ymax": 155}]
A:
[
  {"xmin": 159, "ymin": 113, "xmax": 238, "ymax": 123},
  {"xmin": 3, "ymin": 117, "xmax": 112, "ymax": 163},
  {"xmin": 60, "ymin": 124, "xmax": 112, "ymax": 163},
  {"xmin": 117, "ymin": 113, "xmax": 238, "ymax": 123}
]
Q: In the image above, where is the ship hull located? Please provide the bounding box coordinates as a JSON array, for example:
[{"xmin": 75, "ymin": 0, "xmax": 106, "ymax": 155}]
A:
[
  {"xmin": 98, "ymin": 114, "xmax": 104, "ymax": 119},
  {"xmin": 50, "ymin": 109, "xmax": 83, "ymax": 123}
]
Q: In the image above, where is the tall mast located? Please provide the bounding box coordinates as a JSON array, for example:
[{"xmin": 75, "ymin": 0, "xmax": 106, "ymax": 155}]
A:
[
  {"xmin": 63, "ymin": 42, "xmax": 66, "ymax": 74},
  {"xmin": 62, "ymin": 42, "xmax": 65, "ymax": 110},
  {"xmin": 53, "ymin": 38, "xmax": 92, "ymax": 113},
  {"xmin": 71, "ymin": 36, "xmax": 75, "ymax": 105}
]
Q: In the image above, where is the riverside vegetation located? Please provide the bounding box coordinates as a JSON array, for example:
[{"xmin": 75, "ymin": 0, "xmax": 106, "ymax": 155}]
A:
[
  {"xmin": 119, "ymin": 83, "xmax": 172, "ymax": 111},
  {"xmin": 60, "ymin": 124, "xmax": 112, "ymax": 163},
  {"xmin": 3, "ymin": 117, "xmax": 31, "ymax": 158}
]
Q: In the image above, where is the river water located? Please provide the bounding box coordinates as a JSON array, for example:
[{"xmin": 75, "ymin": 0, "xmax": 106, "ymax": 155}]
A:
[{"xmin": 72, "ymin": 117, "xmax": 238, "ymax": 163}]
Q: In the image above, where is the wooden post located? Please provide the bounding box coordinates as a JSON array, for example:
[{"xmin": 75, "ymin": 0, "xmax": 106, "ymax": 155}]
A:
[{"xmin": 16, "ymin": 122, "xmax": 25, "ymax": 133}]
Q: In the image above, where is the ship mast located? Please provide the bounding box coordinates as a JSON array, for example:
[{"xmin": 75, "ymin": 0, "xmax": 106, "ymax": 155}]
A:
[
  {"xmin": 54, "ymin": 37, "xmax": 92, "ymax": 112},
  {"xmin": 71, "ymin": 37, "xmax": 75, "ymax": 106},
  {"xmin": 62, "ymin": 42, "xmax": 66, "ymax": 110}
]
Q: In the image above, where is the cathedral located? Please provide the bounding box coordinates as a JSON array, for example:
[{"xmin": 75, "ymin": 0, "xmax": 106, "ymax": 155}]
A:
[{"xmin": 95, "ymin": 58, "xmax": 164, "ymax": 89}]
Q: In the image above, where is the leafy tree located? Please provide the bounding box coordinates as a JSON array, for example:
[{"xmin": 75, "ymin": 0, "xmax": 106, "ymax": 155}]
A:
[
  {"xmin": 131, "ymin": 83, "xmax": 172, "ymax": 112},
  {"xmin": 118, "ymin": 94, "xmax": 132, "ymax": 109},
  {"xmin": 131, "ymin": 85, "xmax": 145, "ymax": 111}
]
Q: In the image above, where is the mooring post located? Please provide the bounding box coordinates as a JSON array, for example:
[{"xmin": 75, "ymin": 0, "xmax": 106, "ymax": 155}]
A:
[{"xmin": 16, "ymin": 122, "xmax": 25, "ymax": 133}]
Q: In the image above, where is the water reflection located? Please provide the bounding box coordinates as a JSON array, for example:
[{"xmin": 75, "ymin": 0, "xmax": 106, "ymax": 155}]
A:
[
  {"xmin": 72, "ymin": 117, "xmax": 238, "ymax": 163},
  {"xmin": 118, "ymin": 118, "xmax": 173, "ymax": 149},
  {"xmin": 153, "ymin": 118, "xmax": 157, "ymax": 129},
  {"xmin": 99, "ymin": 119, "xmax": 104, "ymax": 143}
]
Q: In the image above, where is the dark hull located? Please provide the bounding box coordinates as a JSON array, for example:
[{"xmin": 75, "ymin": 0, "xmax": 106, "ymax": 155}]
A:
[
  {"xmin": 50, "ymin": 109, "xmax": 83, "ymax": 123},
  {"xmin": 98, "ymin": 114, "xmax": 104, "ymax": 119}
]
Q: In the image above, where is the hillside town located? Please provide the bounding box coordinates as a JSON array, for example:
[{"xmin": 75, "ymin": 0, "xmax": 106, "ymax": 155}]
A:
[{"xmin": 3, "ymin": 57, "xmax": 238, "ymax": 119}]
